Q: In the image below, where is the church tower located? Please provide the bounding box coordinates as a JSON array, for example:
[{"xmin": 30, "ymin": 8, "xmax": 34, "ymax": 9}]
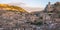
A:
[{"xmin": 45, "ymin": 2, "xmax": 52, "ymax": 12}]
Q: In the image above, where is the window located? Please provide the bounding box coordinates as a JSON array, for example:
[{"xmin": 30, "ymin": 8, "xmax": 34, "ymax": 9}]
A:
[{"xmin": 39, "ymin": 17, "xmax": 43, "ymax": 19}]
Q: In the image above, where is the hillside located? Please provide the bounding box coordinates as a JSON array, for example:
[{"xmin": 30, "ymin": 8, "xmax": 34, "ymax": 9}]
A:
[
  {"xmin": 0, "ymin": 2, "xmax": 60, "ymax": 30},
  {"xmin": 22, "ymin": 7, "xmax": 44, "ymax": 12},
  {"xmin": 0, "ymin": 4, "xmax": 27, "ymax": 12}
]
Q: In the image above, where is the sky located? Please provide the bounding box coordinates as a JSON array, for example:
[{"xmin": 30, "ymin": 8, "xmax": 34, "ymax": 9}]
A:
[{"xmin": 0, "ymin": 0, "xmax": 60, "ymax": 8}]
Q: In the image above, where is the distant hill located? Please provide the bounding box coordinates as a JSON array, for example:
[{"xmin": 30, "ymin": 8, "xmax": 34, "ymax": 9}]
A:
[
  {"xmin": 8, "ymin": 2, "xmax": 44, "ymax": 12},
  {"xmin": 22, "ymin": 7, "xmax": 44, "ymax": 12},
  {"xmin": 0, "ymin": 4, "xmax": 27, "ymax": 13}
]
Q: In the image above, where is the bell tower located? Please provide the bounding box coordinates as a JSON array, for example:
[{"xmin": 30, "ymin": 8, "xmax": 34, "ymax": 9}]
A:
[{"xmin": 45, "ymin": 2, "xmax": 51, "ymax": 12}]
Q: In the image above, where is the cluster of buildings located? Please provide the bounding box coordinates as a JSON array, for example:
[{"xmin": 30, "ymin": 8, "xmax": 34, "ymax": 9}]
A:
[{"xmin": 0, "ymin": 2, "xmax": 60, "ymax": 30}]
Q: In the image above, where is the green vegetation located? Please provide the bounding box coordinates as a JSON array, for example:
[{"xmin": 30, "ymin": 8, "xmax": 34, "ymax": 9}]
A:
[{"xmin": 31, "ymin": 22, "xmax": 43, "ymax": 26}]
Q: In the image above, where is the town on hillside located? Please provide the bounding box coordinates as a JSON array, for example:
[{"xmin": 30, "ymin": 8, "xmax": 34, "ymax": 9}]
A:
[{"xmin": 0, "ymin": 2, "xmax": 60, "ymax": 30}]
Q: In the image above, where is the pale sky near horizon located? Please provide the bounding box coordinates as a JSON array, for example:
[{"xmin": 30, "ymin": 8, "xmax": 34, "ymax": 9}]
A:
[{"xmin": 0, "ymin": 0, "xmax": 60, "ymax": 8}]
